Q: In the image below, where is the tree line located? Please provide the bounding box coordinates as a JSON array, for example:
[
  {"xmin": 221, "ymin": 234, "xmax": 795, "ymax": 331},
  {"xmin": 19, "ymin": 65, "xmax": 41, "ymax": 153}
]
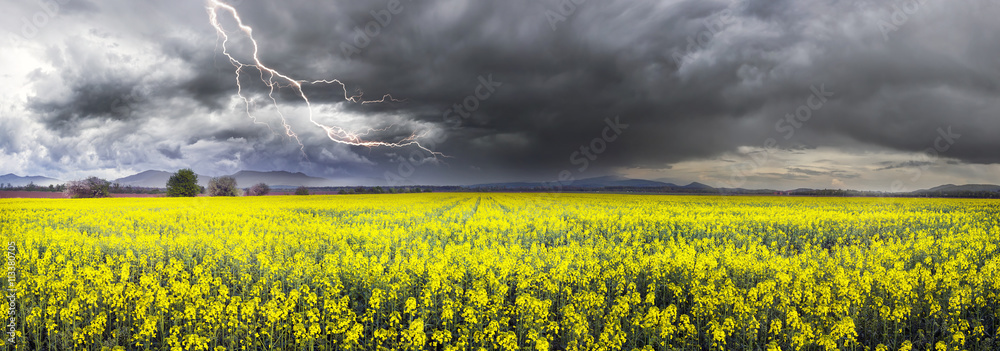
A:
[
  {"xmin": 12, "ymin": 169, "xmax": 440, "ymax": 199},
  {"xmin": 63, "ymin": 169, "xmax": 290, "ymax": 199},
  {"xmin": 1, "ymin": 183, "xmax": 66, "ymax": 192}
]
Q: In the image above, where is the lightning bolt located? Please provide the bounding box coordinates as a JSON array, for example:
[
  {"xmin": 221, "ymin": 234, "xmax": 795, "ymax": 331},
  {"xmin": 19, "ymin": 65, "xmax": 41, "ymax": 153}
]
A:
[{"xmin": 206, "ymin": 0, "xmax": 442, "ymax": 158}]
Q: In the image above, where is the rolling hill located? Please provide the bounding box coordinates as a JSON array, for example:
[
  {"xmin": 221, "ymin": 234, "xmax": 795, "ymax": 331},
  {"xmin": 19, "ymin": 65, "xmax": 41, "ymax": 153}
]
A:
[
  {"xmin": 114, "ymin": 170, "xmax": 210, "ymax": 188},
  {"xmin": 0, "ymin": 173, "xmax": 63, "ymax": 187},
  {"xmin": 112, "ymin": 170, "xmax": 338, "ymax": 188}
]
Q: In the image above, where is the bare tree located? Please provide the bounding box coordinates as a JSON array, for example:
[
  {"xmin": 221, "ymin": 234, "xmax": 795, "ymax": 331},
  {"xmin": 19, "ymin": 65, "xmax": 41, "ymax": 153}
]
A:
[
  {"xmin": 247, "ymin": 183, "xmax": 270, "ymax": 196},
  {"xmin": 65, "ymin": 177, "xmax": 111, "ymax": 198},
  {"xmin": 208, "ymin": 176, "xmax": 241, "ymax": 197}
]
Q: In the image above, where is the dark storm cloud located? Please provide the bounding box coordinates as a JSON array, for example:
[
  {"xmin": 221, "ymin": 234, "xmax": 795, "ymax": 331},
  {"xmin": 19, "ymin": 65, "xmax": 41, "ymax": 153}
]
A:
[
  {"xmin": 875, "ymin": 160, "xmax": 935, "ymax": 171},
  {"xmin": 212, "ymin": 0, "xmax": 996, "ymax": 179},
  {"xmin": 60, "ymin": 0, "xmax": 100, "ymax": 14},
  {"xmin": 28, "ymin": 81, "xmax": 143, "ymax": 134},
  {"xmin": 752, "ymin": 172, "xmax": 809, "ymax": 182},
  {"xmin": 8, "ymin": 0, "xmax": 1000, "ymax": 184},
  {"xmin": 177, "ymin": 70, "xmax": 234, "ymax": 110},
  {"xmin": 787, "ymin": 167, "xmax": 860, "ymax": 179},
  {"xmin": 156, "ymin": 144, "xmax": 183, "ymax": 160}
]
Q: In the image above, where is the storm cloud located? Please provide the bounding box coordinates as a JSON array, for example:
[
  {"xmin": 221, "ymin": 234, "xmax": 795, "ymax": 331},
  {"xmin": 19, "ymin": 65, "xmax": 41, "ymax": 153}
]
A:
[{"xmin": 1, "ymin": 0, "xmax": 998, "ymax": 189}]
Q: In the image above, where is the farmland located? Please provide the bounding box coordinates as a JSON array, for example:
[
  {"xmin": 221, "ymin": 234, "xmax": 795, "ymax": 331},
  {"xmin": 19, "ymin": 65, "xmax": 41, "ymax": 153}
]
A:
[{"xmin": 2, "ymin": 194, "xmax": 998, "ymax": 350}]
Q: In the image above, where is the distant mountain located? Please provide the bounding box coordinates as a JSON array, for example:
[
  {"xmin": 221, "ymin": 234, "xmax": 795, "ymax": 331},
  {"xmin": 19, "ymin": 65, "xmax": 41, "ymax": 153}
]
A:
[
  {"xmin": 113, "ymin": 170, "xmax": 338, "ymax": 188},
  {"xmin": 10, "ymin": 168, "xmax": 998, "ymax": 198},
  {"xmin": 574, "ymin": 176, "xmax": 675, "ymax": 188},
  {"xmin": 915, "ymin": 184, "xmax": 1000, "ymax": 194},
  {"xmin": 230, "ymin": 171, "xmax": 335, "ymax": 187},
  {"xmin": 0, "ymin": 173, "xmax": 63, "ymax": 187},
  {"xmin": 469, "ymin": 176, "xmax": 692, "ymax": 189},
  {"xmin": 467, "ymin": 181, "xmax": 547, "ymax": 189},
  {"xmin": 114, "ymin": 170, "xmax": 209, "ymax": 188},
  {"xmin": 778, "ymin": 184, "xmax": 1000, "ymax": 198},
  {"xmin": 682, "ymin": 182, "xmax": 713, "ymax": 190}
]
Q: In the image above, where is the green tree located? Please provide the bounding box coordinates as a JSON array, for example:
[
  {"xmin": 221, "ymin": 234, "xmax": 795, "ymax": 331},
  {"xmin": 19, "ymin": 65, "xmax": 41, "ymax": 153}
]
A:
[
  {"xmin": 166, "ymin": 169, "xmax": 200, "ymax": 197},
  {"xmin": 295, "ymin": 186, "xmax": 310, "ymax": 196}
]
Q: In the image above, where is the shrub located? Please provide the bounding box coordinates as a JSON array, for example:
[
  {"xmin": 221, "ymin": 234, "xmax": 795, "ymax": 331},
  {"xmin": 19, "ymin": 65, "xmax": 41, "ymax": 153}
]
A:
[
  {"xmin": 295, "ymin": 186, "xmax": 310, "ymax": 196},
  {"xmin": 166, "ymin": 169, "xmax": 201, "ymax": 197},
  {"xmin": 247, "ymin": 183, "xmax": 270, "ymax": 196},
  {"xmin": 66, "ymin": 177, "xmax": 111, "ymax": 198},
  {"xmin": 208, "ymin": 176, "xmax": 241, "ymax": 197}
]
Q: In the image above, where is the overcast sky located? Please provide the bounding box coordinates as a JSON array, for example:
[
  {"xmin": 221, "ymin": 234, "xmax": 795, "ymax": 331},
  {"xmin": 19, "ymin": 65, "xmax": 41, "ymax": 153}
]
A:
[{"xmin": 1, "ymin": 0, "xmax": 998, "ymax": 190}]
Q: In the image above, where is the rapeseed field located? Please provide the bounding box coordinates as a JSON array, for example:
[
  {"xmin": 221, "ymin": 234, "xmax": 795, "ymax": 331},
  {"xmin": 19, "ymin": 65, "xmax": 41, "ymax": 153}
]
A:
[{"xmin": 1, "ymin": 194, "xmax": 997, "ymax": 350}]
